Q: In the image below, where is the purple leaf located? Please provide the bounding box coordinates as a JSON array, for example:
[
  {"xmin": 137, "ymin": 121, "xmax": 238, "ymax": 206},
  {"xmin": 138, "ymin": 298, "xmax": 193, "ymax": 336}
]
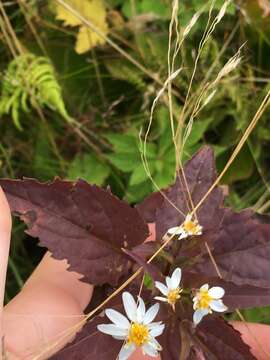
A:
[
  {"xmin": 193, "ymin": 209, "xmax": 270, "ymax": 288},
  {"xmin": 0, "ymin": 178, "xmax": 149, "ymax": 285},
  {"xmin": 137, "ymin": 146, "xmax": 225, "ymax": 246},
  {"xmin": 194, "ymin": 317, "xmax": 256, "ymax": 360}
]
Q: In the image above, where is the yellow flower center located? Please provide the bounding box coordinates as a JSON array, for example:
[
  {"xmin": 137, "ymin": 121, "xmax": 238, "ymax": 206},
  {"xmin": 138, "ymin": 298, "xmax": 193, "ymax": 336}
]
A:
[
  {"xmin": 128, "ymin": 323, "xmax": 149, "ymax": 347},
  {"xmin": 197, "ymin": 290, "xmax": 212, "ymax": 309},
  {"xmin": 167, "ymin": 288, "xmax": 182, "ymax": 305},
  {"xmin": 184, "ymin": 219, "xmax": 200, "ymax": 234}
]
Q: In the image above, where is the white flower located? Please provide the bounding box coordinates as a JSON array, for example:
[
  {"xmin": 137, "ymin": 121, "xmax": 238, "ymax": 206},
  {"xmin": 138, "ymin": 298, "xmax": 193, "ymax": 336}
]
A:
[
  {"xmin": 154, "ymin": 268, "xmax": 183, "ymax": 310},
  {"xmin": 167, "ymin": 213, "xmax": 202, "ymax": 240},
  {"xmin": 192, "ymin": 284, "xmax": 228, "ymax": 326},
  {"xmin": 97, "ymin": 292, "xmax": 165, "ymax": 360}
]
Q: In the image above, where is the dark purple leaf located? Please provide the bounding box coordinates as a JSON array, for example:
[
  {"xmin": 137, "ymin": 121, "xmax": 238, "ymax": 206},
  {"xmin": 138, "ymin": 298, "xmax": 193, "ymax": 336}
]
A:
[
  {"xmin": 0, "ymin": 178, "xmax": 149, "ymax": 285},
  {"xmin": 137, "ymin": 146, "xmax": 225, "ymax": 247},
  {"xmin": 159, "ymin": 318, "xmax": 182, "ymax": 360},
  {"xmin": 50, "ymin": 314, "xmax": 122, "ymax": 360},
  {"xmin": 192, "ymin": 208, "xmax": 270, "ymax": 288},
  {"xmin": 194, "ymin": 317, "xmax": 256, "ymax": 360}
]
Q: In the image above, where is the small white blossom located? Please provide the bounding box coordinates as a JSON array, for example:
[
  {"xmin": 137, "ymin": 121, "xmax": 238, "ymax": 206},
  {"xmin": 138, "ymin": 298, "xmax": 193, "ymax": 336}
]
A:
[
  {"xmin": 155, "ymin": 268, "xmax": 183, "ymax": 311},
  {"xmin": 167, "ymin": 213, "xmax": 203, "ymax": 240},
  {"xmin": 97, "ymin": 292, "xmax": 165, "ymax": 360},
  {"xmin": 193, "ymin": 284, "xmax": 228, "ymax": 326}
]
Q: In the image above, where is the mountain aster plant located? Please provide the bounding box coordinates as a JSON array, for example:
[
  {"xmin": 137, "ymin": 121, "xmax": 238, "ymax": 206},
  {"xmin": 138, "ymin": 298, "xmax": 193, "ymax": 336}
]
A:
[{"xmin": 1, "ymin": 146, "xmax": 270, "ymax": 359}]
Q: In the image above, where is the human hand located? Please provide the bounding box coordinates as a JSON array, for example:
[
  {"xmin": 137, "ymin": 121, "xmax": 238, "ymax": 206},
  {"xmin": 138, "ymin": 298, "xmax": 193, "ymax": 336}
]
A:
[{"xmin": 0, "ymin": 188, "xmax": 269, "ymax": 359}]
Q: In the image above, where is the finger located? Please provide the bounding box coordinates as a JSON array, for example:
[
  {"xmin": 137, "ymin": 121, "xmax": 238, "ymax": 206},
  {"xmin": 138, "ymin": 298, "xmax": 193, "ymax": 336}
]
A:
[
  {"xmin": 146, "ymin": 223, "xmax": 156, "ymax": 242},
  {"xmin": 232, "ymin": 321, "xmax": 270, "ymax": 360},
  {"xmin": 130, "ymin": 348, "xmax": 160, "ymax": 360},
  {"xmin": 23, "ymin": 252, "xmax": 93, "ymax": 311},
  {"xmin": 0, "ymin": 187, "xmax": 12, "ymax": 348}
]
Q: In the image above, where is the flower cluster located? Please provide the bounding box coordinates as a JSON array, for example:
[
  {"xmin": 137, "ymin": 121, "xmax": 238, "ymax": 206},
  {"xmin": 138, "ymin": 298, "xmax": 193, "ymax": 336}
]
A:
[
  {"xmin": 98, "ymin": 292, "xmax": 164, "ymax": 360},
  {"xmin": 98, "ymin": 268, "xmax": 227, "ymax": 359},
  {"xmin": 167, "ymin": 213, "xmax": 203, "ymax": 240}
]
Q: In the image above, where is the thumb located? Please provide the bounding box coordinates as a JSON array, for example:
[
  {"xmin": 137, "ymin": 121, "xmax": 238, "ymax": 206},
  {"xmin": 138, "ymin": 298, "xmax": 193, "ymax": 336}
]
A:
[{"xmin": 0, "ymin": 187, "xmax": 12, "ymax": 349}]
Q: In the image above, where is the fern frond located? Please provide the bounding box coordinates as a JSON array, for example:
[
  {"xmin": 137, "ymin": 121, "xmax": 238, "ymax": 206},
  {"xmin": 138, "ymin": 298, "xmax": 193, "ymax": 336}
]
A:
[{"xmin": 0, "ymin": 53, "xmax": 72, "ymax": 129}]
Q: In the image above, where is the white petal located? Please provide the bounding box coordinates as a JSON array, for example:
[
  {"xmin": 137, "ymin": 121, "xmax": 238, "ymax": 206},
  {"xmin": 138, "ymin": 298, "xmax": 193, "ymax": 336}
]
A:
[
  {"xmin": 123, "ymin": 292, "xmax": 137, "ymax": 322},
  {"xmin": 105, "ymin": 309, "xmax": 130, "ymax": 329},
  {"xmin": 149, "ymin": 323, "xmax": 165, "ymax": 337},
  {"xmin": 208, "ymin": 286, "xmax": 225, "ymax": 299},
  {"xmin": 97, "ymin": 324, "xmax": 128, "ymax": 337},
  {"xmin": 210, "ymin": 299, "xmax": 228, "ymax": 313},
  {"xmin": 154, "ymin": 296, "xmax": 168, "ymax": 302},
  {"xmin": 144, "ymin": 303, "xmax": 160, "ymax": 324},
  {"xmin": 137, "ymin": 297, "xmax": 146, "ymax": 322},
  {"xmin": 118, "ymin": 344, "xmax": 136, "ymax": 360},
  {"xmin": 147, "ymin": 321, "xmax": 163, "ymax": 329},
  {"xmin": 200, "ymin": 284, "xmax": 209, "ymax": 292},
  {"xmin": 179, "ymin": 231, "xmax": 187, "ymax": 239},
  {"xmin": 167, "ymin": 226, "xmax": 182, "ymax": 235},
  {"xmin": 155, "ymin": 281, "xmax": 168, "ymax": 296},
  {"xmin": 165, "ymin": 276, "xmax": 173, "ymax": 288},
  {"xmin": 142, "ymin": 343, "xmax": 158, "ymax": 357},
  {"xmin": 185, "ymin": 214, "xmax": 192, "ymax": 221},
  {"xmin": 148, "ymin": 337, "xmax": 162, "ymax": 350},
  {"xmin": 193, "ymin": 309, "xmax": 209, "ymax": 326},
  {"xmin": 170, "ymin": 267, "xmax": 182, "ymax": 288}
]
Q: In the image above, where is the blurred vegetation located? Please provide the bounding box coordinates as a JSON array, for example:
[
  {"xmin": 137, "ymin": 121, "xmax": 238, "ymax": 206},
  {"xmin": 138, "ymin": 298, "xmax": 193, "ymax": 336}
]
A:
[{"xmin": 1, "ymin": 0, "xmax": 270, "ymax": 323}]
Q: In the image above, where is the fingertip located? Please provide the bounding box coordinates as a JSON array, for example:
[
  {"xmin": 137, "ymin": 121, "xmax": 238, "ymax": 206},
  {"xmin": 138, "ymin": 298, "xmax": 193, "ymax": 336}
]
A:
[{"xmin": 0, "ymin": 186, "xmax": 12, "ymax": 233}]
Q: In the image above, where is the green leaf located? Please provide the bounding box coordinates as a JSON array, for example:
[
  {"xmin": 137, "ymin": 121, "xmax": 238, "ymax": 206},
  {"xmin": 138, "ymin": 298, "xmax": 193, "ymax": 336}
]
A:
[
  {"xmin": 141, "ymin": 0, "xmax": 171, "ymax": 18},
  {"xmin": 122, "ymin": 0, "xmax": 170, "ymax": 19},
  {"xmin": 129, "ymin": 162, "xmax": 154, "ymax": 186},
  {"xmin": 183, "ymin": 118, "xmax": 213, "ymax": 148},
  {"xmin": 126, "ymin": 180, "xmax": 152, "ymax": 203},
  {"xmin": 68, "ymin": 153, "xmax": 110, "ymax": 186},
  {"xmin": 153, "ymin": 160, "xmax": 175, "ymax": 189},
  {"xmin": 106, "ymin": 153, "xmax": 141, "ymax": 172},
  {"xmin": 219, "ymin": 145, "xmax": 255, "ymax": 184},
  {"xmin": 106, "ymin": 133, "xmax": 139, "ymax": 153},
  {"xmin": 143, "ymin": 273, "xmax": 153, "ymax": 289}
]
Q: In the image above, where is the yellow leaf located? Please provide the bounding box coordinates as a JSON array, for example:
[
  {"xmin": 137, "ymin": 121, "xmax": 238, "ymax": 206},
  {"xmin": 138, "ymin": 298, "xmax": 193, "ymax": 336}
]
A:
[
  {"xmin": 54, "ymin": 0, "xmax": 109, "ymax": 52},
  {"xmin": 75, "ymin": 24, "xmax": 107, "ymax": 53}
]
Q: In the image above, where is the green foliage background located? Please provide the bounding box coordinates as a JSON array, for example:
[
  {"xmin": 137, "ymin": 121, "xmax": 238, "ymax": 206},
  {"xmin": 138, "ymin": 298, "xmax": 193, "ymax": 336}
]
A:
[{"xmin": 1, "ymin": 0, "xmax": 270, "ymax": 324}]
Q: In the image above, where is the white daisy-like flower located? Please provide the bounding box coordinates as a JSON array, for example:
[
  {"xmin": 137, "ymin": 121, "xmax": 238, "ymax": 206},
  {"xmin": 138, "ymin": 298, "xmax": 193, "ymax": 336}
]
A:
[
  {"xmin": 167, "ymin": 213, "xmax": 203, "ymax": 240},
  {"xmin": 192, "ymin": 284, "xmax": 228, "ymax": 326},
  {"xmin": 97, "ymin": 292, "xmax": 165, "ymax": 360},
  {"xmin": 154, "ymin": 267, "xmax": 183, "ymax": 311}
]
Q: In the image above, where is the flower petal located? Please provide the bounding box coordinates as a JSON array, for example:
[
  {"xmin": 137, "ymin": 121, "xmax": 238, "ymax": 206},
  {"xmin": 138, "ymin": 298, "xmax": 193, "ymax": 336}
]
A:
[
  {"xmin": 179, "ymin": 231, "xmax": 187, "ymax": 239},
  {"xmin": 137, "ymin": 297, "xmax": 146, "ymax": 322},
  {"xmin": 200, "ymin": 284, "xmax": 209, "ymax": 292},
  {"xmin": 193, "ymin": 308, "xmax": 209, "ymax": 326},
  {"xmin": 155, "ymin": 281, "xmax": 168, "ymax": 296},
  {"xmin": 185, "ymin": 214, "xmax": 192, "ymax": 221},
  {"xmin": 123, "ymin": 292, "xmax": 137, "ymax": 322},
  {"xmin": 167, "ymin": 226, "xmax": 182, "ymax": 235},
  {"xmin": 97, "ymin": 324, "xmax": 128, "ymax": 337},
  {"xmin": 210, "ymin": 299, "xmax": 228, "ymax": 313},
  {"xmin": 118, "ymin": 344, "xmax": 136, "ymax": 360},
  {"xmin": 147, "ymin": 321, "xmax": 163, "ymax": 329},
  {"xmin": 154, "ymin": 296, "xmax": 167, "ymax": 302},
  {"xmin": 149, "ymin": 323, "xmax": 165, "ymax": 337},
  {"xmin": 105, "ymin": 309, "xmax": 130, "ymax": 329},
  {"xmin": 142, "ymin": 343, "xmax": 158, "ymax": 357},
  {"xmin": 170, "ymin": 267, "xmax": 182, "ymax": 288},
  {"xmin": 165, "ymin": 276, "xmax": 173, "ymax": 288},
  {"xmin": 208, "ymin": 286, "xmax": 225, "ymax": 299},
  {"xmin": 148, "ymin": 337, "xmax": 162, "ymax": 350},
  {"xmin": 144, "ymin": 303, "xmax": 159, "ymax": 324}
]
